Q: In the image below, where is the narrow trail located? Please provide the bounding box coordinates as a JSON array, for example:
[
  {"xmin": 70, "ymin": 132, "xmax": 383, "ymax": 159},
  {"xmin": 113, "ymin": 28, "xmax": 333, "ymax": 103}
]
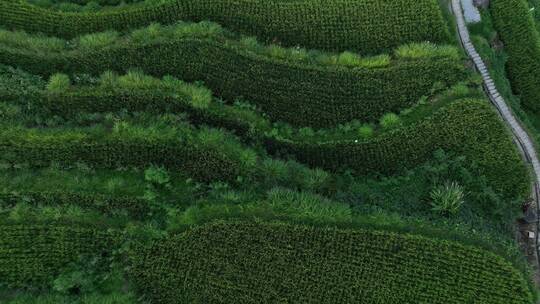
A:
[{"xmin": 450, "ymin": 0, "xmax": 540, "ymax": 283}]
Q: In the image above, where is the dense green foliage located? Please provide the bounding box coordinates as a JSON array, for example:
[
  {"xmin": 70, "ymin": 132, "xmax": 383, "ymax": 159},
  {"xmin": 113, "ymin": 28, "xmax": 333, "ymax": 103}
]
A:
[
  {"xmin": 269, "ymin": 99, "xmax": 529, "ymax": 201},
  {"xmin": 0, "ymin": 0, "xmax": 536, "ymax": 302},
  {"xmin": 0, "ymin": 220, "xmax": 117, "ymax": 288},
  {"xmin": 0, "ymin": 22, "xmax": 466, "ymax": 127},
  {"xmin": 0, "ymin": 123, "xmax": 258, "ymax": 183},
  {"xmin": 0, "ymin": 67, "xmax": 528, "ymax": 201},
  {"xmin": 490, "ymin": 0, "xmax": 540, "ymax": 112},
  {"xmin": 0, "ymin": 0, "xmax": 450, "ymax": 53},
  {"xmin": 0, "ymin": 67, "xmax": 527, "ymax": 201},
  {"xmin": 130, "ymin": 220, "xmax": 533, "ymax": 304}
]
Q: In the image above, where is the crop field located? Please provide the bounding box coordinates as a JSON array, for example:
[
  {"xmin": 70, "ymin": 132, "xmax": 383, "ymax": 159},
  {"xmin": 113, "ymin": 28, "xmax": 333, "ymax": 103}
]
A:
[
  {"xmin": 131, "ymin": 221, "xmax": 533, "ymax": 304},
  {"xmin": 0, "ymin": 0, "xmax": 538, "ymax": 303}
]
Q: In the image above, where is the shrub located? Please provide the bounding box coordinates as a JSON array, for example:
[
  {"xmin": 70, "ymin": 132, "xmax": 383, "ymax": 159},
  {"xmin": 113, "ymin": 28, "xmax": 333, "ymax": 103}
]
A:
[
  {"xmin": 97, "ymin": 70, "xmax": 117, "ymax": 88},
  {"xmin": 77, "ymin": 31, "xmax": 119, "ymax": 49},
  {"xmin": 46, "ymin": 73, "xmax": 70, "ymax": 92},
  {"xmin": 337, "ymin": 51, "xmax": 362, "ymax": 67},
  {"xmin": 357, "ymin": 124, "xmax": 374, "ymax": 139},
  {"xmin": 379, "ymin": 113, "xmax": 401, "ymax": 129},
  {"xmin": 0, "ymin": 0, "xmax": 451, "ymax": 53},
  {"xmin": 116, "ymin": 70, "xmax": 159, "ymax": 89},
  {"xmin": 430, "ymin": 181, "xmax": 465, "ymax": 216}
]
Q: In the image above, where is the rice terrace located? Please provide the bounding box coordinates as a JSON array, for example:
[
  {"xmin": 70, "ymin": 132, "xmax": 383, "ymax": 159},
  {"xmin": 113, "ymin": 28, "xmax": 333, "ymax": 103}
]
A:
[{"xmin": 2, "ymin": 0, "xmax": 540, "ymax": 303}]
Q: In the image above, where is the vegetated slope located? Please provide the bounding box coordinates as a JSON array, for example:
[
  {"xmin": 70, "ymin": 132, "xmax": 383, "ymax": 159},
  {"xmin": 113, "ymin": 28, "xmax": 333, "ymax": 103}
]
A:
[
  {"xmin": 490, "ymin": 0, "xmax": 540, "ymax": 112},
  {"xmin": 0, "ymin": 68, "xmax": 528, "ymax": 202},
  {"xmin": 0, "ymin": 0, "xmax": 535, "ymax": 301},
  {"xmin": 0, "ymin": 22, "xmax": 466, "ymax": 127},
  {"xmin": 0, "ymin": 220, "xmax": 118, "ymax": 288},
  {"xmin": 0, "ymin": 0, "xmax": 450, "ymax": 53},
  {"xmin": 0, "ymin": 123, "xmax": 260, "ymax": 183},
  {"xmin": 270, "ymin": 99, "xmax": 529, "ymax": 200},
  {"xmin": 130, "ymin": 220, "xmax": 533, "ymax": 304}
]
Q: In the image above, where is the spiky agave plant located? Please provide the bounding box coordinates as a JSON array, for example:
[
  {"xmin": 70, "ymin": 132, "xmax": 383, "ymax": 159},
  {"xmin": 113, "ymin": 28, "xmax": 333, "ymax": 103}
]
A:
[{"xmin": 429, "ymin": 181, "xmax": 465, "ymax": 216}]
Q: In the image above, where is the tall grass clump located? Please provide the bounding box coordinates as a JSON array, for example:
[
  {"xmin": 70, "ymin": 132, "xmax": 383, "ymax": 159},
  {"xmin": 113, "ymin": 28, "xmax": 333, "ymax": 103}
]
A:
[
  {"xmin": 46, "ymin": 73, "xmax": 71, "ymax": 92},
  {"xmin": 395, "ymin": 42, "xmax": 460, "ymax": 59},
  {"xmin": 430, "ymin": 181, "xmax": 466, "ymax": 216},
  {"xmin": 380, "ymin": 113, "xmax": 401, "ymax": 129},
  {"xmin": 358, "ymin": 124, "xmax": 374, "ymax": 139},
  {"xmin": 77, "ymin": 31, "xmax": 119, "ymax": 49},
  {"xmin": 0, "ymin": 29, "xmax": 66, "ymax": 52},
  {"xmin": 337, "ymin": 51, "xmax": 363, "ymax": 67}
]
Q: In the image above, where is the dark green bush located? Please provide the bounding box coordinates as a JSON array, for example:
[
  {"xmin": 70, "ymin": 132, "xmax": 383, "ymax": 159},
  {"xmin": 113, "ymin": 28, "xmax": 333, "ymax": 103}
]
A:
[
  {"xmin": 0, "ymin": 23, "xmax": 466, "ymax": 127},
  {"xmin": 491, "ymin": 0, "xmax": 540, "ymax": 112},
  {"xmin": 0, "ymin": 0, "xmax": 450, "ymax": 53},
  {"xmin": 129, "ymin": 220, "xmax": 533, "ymax": 304}
]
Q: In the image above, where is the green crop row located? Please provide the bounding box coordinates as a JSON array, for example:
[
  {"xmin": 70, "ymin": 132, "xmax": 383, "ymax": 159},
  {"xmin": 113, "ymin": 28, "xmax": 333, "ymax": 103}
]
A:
[
  {"xmin": 0, "ymin": 121, "xmax": 259, "ymax": 183},
  {"xmin": 0, "ymin": 0, "xmax": 450, "ymax": 53},
  {"xmin": 0, "ymin": 21, "xmax": 466, "ymax": 127},
  {"xmin": 0, "ymin": 68, "xmax": 526, "ymax": 201},
  {"xmin": 129, "ymin": 220, "xmax": 534, "ymax": 304},
  {"xmin": 490, "ymin": 0, "xmax": 540, "ymax": 112},
  {"xmin": 0, "ymin": 220, "xmax": 118, "ymax": 288}
]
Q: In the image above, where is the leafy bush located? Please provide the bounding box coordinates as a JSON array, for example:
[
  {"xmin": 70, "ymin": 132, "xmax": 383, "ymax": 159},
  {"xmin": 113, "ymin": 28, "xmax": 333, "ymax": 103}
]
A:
[
  {"xmin": 429, "ymin": 181, "xmax": 465, "ymax": 216},
  {"xmin": 129, "ymin": 220, "xmax": 534, "ymax": 304},
  {"xmin": 0, "ymin": 0, "xmax": 450, "ymax": 53},
  {"xmin": 379, "ymin": 113, "xmax": 401, "ymax": 129},
  {"xmin": 77, "ymin": 31, "xmax": 119, "ymax": 49},
  {"xmin": 46, "ymin": 73, "xmax": 71, "ymax": 92},
  {"xmin": 357, "ymin": 124, "xmax": 374, "ymax": 139},
  {"xmin": 337, "ymin": 51, "xmax": 363, "ymax": 67}
]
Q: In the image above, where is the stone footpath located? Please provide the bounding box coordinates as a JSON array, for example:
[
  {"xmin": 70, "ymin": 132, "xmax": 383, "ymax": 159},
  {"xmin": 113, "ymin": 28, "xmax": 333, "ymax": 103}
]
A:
[{"xmin": 451, "ymin": 0, "xmax": 540, "ymax": 285}]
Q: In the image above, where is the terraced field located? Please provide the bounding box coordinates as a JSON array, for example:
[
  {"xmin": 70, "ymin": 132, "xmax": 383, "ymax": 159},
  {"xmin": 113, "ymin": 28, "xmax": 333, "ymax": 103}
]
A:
[{"xmin": 0, "ymin": 0, "xmax": 537, "ymax": 303}]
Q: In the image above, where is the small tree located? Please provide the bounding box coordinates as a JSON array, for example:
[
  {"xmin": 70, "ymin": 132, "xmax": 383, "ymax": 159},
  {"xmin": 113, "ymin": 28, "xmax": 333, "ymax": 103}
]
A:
[{"xmin": 430, "ymin": 181, "xmax": 465, "ymax": 216}]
